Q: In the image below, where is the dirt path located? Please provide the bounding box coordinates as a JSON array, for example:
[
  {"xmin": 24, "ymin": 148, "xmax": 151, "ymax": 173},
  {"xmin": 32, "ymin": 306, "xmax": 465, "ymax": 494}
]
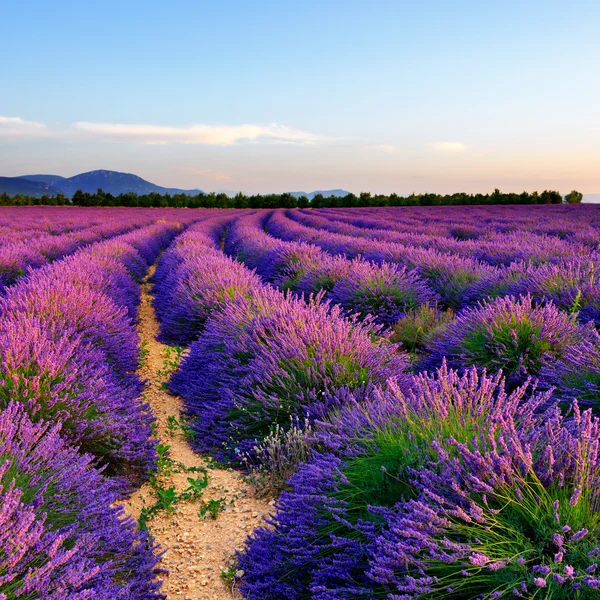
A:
[{"xmin": 123, "ymin": 268, "xmax": 272, "ymax": 600}]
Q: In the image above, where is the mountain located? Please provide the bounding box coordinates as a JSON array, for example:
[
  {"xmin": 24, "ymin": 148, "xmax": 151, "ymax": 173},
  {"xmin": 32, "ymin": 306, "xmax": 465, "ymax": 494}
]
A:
[
  {"xmin": 7, "ymin": 170, "xmax": 203, "ymax": 198},
  {"xmin": 289, "ymin": 189, "xmax": 351, "ymax": 199},
  {"xmin": 2, "ymin": 172, "xmax": 351, "ymax": 199},
  {"xmin": 44, "ymin": 170, "xmax": 202, "ymax": 198},
  {"xmin": 0, "ymin": 176, "xmax": 64, "ymax": 198},
  {"xmin": 16, "ymin": 174, "xmax": 67, "ymax": 187}
]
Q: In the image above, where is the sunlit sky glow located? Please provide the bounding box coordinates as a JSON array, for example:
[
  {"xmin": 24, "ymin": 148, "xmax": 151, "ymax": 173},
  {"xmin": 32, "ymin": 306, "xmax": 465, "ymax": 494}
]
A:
[{"xmin": 2, "ymin": 0, "xmax": 600, "ymax": 194}]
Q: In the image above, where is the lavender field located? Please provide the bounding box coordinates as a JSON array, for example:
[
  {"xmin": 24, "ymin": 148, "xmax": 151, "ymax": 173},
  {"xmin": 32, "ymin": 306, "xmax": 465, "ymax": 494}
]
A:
[{"xmin": 2, "ymin": 204, "xmax": 600, "ymax": 599}]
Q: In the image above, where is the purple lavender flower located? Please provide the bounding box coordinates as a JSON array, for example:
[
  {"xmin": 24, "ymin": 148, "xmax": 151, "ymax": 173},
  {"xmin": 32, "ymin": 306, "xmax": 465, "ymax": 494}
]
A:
[
  {"xmin": 0, "ymin": 402, "xmax": 164, "ymax": 599},
  {"xmin": 423, "ymin": 294, "xmax": 585, "ymax": 385},
  {"xmin": 153, "ymin": 220, "xmax": 263, "ymax": 345},
  {"xmin": 173, "ymin": 288, "xmax": 408, "ymax": 458},
  {"xmin": 0, "ymin": 316, "xmax": 155, "ymax": 491},
  {"xmin": 542, "ymin": 327, "xmax": 600, "ymax": 409},
  {"xmin": 368, "ymin": 403, "xmax": 600, "ymax": 598},
  {"xmin": 239, "ymin": 365, "xmax": 549, "ymax": 599},
  {"xmin": 528, "ymin": 258, "xmax": 600, "ymax": 326}
]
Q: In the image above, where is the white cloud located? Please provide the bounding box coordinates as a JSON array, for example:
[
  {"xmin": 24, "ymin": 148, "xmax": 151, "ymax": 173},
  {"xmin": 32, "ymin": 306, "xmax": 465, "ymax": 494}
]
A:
[
  {"xmin": 430, "ymin": 141, "xmax": 468, "ymax": 152},
  {"xmin": 0, "ymin": 115, "xmax": 47, "ymax": 137},
  {"xmin": 0, "ymin": 116, "xmax": 326, "ymax": 146},
  {"xmin": 73, "ymin": 121, "xmax": 323, "ymax": 146}
]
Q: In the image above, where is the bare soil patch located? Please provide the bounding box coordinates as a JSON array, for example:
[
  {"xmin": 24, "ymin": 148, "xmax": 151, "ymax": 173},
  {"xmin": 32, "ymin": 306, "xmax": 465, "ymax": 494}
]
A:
[{"xmin": 123, "ymin": 268, "xmax": 272, "ymax": 599}]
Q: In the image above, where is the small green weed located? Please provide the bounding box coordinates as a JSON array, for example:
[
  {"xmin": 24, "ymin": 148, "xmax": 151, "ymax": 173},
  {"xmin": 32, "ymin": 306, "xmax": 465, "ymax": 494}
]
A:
[
  {"xmin": 138, "ymin": 340, "xmax": 150, "ymax": 368},
  {"xmin": 221, "ymin": 560, "xmax": 238, "ymax": 589},
  {"xmin": 180, "ymin": 474, "xmax": 209, "ymax": 501},
  {"xmin": 198, "ymin": 497, "xmax": 226, "ymax": 520},
  {"xmin": 165, "ymin": 415, "xmax": 195, "ymax": 440}
]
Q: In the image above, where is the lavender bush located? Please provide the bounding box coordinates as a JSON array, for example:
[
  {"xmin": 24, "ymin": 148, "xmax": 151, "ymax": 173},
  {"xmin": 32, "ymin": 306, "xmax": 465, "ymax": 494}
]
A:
[
  {"xmin": 0, "ymin": 402, "xmax": 164, "ymax": 599},
  {"xmin": 423, "ymin": 294, "xmax": 584, "ymax": 385},
  {"xmin": 327, "ymin": 260, "xmax": 438, "ymax": 325},
  {"xmin": 371, "ymin": 404, "xmax": 600, "ymax": 598},
  {"xmin": 528, "ymin": 258, "xmax": 600, "ymax": 326},
  {"xmin": 391, "ymin": 303, "xmax": 455, "ymax": 354},
  {"xmin": 239, "ymin": 365, "xmax": 550, "ymax": 599},
  {"xmin": 543, "ymin": 328, "xmax": 600, "ymax": 410},
  {"xmin": 172, "ymin": 289, "xmax": 408, "ymax": 459}
]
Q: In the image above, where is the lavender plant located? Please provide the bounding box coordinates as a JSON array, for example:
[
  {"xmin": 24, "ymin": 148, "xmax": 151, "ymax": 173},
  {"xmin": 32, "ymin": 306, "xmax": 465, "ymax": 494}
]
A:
[
  {"xmin": 0, "ymin": 317, "xmax": 156, "ymax": 490},
  {"xmin": 327, "ymin": 260, "xmax": 438, "ymax": 325},
  {"xmin": 527, "ymin": 258, "xmax": 600, "ymax": 326},
  {"xmin": 542, "ymin": 328, "xmax": 600, "ymax": 410},
  {"xmin": 391, "ymin": 303, "xmax": 455, "ymax": 354},
  {"xmin": 155, "ymin": 250, "xmax": 261, "ymax": 345},
  {"xmin": 172, "ymin": 289, "xmax": 408, "ymax": 459},
  {"xmin": 424, "ymin": 294, "xmax": 584, "ymax": 385},
  {"xmin": 242, "ymin": 417, "xmax": 313, "ymax": 495},
  {"xmin": 239, "ymin": 365, "xmax": 550, "ymax": 599},
  {"xmin": 371, "ymin": 404, "xmax": 600, "ymax": 598},
  {"xmin": 0, "ymin": 402, "xmax": 163, "ymax": 599}
]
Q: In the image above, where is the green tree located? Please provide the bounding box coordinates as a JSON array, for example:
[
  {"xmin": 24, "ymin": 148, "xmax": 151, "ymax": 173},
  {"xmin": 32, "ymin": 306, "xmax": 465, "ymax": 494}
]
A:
[
  {"xmin": 565, "ymin": 190, "xmax": 583, "ymax": 204},
  {"xmin": 540, "ymin": 190, "xmax": 563, "ymax": 204}
]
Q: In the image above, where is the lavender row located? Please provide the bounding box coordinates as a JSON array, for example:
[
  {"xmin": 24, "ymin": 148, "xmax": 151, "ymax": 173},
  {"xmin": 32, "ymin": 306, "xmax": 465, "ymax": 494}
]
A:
[
  {"xmin": 224, "ymin": 212, "xmax": 438, "ymax": 325},
  {"xmin": 0, "ymin": 402, "xmax": 164, "ymax": 599},
  {"xmin": 286, "ymin": 208, "xmax": 595, "ymax": 265},
  {"xmin": 151, "ymin": 219, "xmax": 410, "ymax": 462},
  {"xmin": 307, "ymin": 204, "xmax": 600, "ymax": 248},
  {"xmin": 286, "ymin": 208, "xmax": 591, "ymax": 265},
  {"xmin": 240, "ymin": 362, "xmax": 600, "ymax": 598},
  {"xmin": 152, "ymin": 212, "xmax": 250, "ymax": 345},
  {"xmin": 0, "ymin": 220, "xmax": 184, "ymax": 599},
  {"xmin": 0, "ymin": 215, "xmax": 152, "ymax": 293},
  {"xmin": 266, "ymin": 210, "xmax": 600, "ymax": 323},
  {"xmin": 0, "ymin": 206, "xmax": 217, "ymax": 292},
  {"xmin": 0, "ymin": 220, "xmax": 183, "ymax": 487},
  {"xmin": 265, "ymin": 210, "xmax": 499, "ymax": 309}
]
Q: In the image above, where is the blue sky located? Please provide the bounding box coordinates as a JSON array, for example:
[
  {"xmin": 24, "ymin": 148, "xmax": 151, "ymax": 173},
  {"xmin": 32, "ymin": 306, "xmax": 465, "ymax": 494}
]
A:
[{"xmin": 2, "ymin": 0, "xmax": 599, "ymax": 193}]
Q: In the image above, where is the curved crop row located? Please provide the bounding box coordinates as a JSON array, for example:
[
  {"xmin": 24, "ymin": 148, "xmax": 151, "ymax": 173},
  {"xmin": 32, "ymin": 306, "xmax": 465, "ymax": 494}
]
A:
[
  {"xmin": 152, "ymin": 213, "xmax": 257, "ymax": 345},
  {"xmin": 299, "ymin": 204, "xmax": 600, "ymax": 250},
  {"xmin": 0, "ymin": 215, "xmax": 154, "ymax": 293},
  {"xmin": 265, "ymin": 210, "xmax": 496, "ymax": 310},
  {"xmin": 286, "ymin": 208, "xmax": 592, "ymax": 265},
  {"xmin": 151, "ymin": 221, "xmax": 410, "ymax": 463},
  {"xmin": 0, "ymin": 220, "xmax": 182, "ymax": 491},
  {"xmin": 224, "ymin": 212, "xmax": 439, "ymax": 325},
  {"xmin": 239, "ymin": 362, "xmax": 600, "ymax": 599},
  {"xmin": 0, "ymin": 402, "xmax": 164, "ymax": 599},
  {"xmin": 267, "ymin": 210, "xmax": 600, "ymax": 326},
  {"xmin": 0, "ymin": 218, "xmax": 189, "ymax": 598}
]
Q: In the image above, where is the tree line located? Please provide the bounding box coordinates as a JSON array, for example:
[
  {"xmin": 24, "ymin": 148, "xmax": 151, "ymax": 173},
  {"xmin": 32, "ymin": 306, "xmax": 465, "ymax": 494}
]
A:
[{"xmin": 0, "ymin": 188, "xmax": 583, "ymax": 208}]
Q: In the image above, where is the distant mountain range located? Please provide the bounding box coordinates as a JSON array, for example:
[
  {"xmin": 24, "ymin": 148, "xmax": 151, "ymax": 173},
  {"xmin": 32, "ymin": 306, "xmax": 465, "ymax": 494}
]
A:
[
  {"xmin": 1, "ymin": 170, "xmax": 203, "ymax": 198},
  {"xmin": 0, "ymin": 176, "xmax": 65, "ymax": 198},
  {"xmin": 0, "ymin": 170, "xmax": 352, "ymax": 200}
]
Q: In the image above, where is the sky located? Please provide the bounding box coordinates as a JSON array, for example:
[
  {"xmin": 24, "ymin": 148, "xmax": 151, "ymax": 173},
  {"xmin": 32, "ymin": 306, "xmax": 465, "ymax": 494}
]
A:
[{"xmin": 1, "ymin": 0, "xmax": 600, "ymax": 194}]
